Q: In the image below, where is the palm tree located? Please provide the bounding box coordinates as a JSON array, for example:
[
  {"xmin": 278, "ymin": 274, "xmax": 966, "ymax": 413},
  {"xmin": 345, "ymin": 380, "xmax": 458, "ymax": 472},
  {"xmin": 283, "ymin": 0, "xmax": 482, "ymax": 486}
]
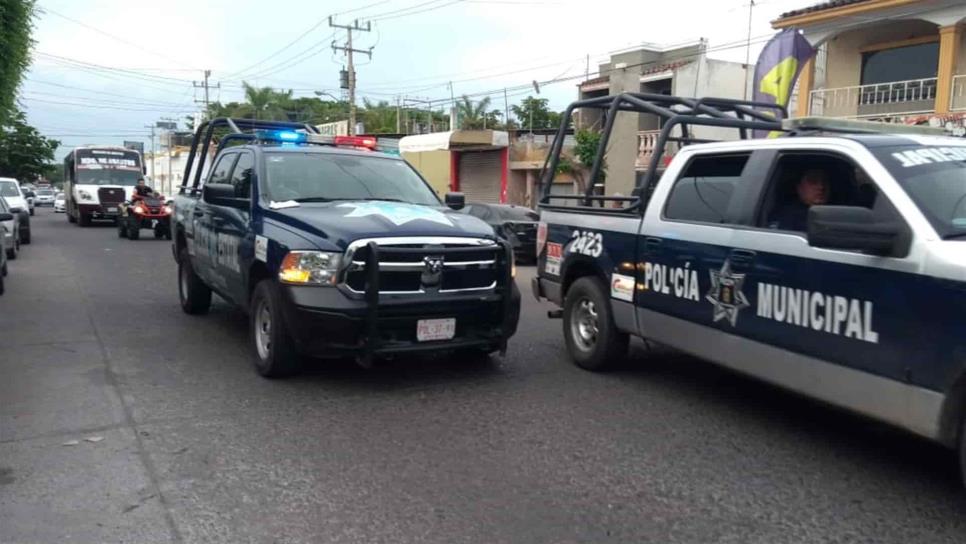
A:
[
  {"xmin": 456, "ymin": 95, "xmax": 491, "ymax": 129},
  {"xmin": 240, "ymin": 83, "xmax": 292, "ymax": 120}
]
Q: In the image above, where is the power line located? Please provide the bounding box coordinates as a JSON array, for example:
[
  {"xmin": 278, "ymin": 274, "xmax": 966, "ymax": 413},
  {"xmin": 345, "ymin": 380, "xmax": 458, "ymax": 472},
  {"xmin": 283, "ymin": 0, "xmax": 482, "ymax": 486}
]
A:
[
  {"xmin": 330, "ymin": 17, "xmax": 373, "ymax": 135},
  {"xmin": 40, "ymin": 6, "xmax": 200, "ymax": 70},
  {"xmin": 221, "ymin": 0, "xmax": 394, "ymax": 80}
]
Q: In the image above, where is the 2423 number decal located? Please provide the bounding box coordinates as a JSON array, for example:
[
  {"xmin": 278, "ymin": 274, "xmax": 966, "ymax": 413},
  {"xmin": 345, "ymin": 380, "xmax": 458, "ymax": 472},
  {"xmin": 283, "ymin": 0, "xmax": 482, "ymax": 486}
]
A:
[{"xmin": 570, "ymin": 230, "xmax": 603, "ymax": 257}]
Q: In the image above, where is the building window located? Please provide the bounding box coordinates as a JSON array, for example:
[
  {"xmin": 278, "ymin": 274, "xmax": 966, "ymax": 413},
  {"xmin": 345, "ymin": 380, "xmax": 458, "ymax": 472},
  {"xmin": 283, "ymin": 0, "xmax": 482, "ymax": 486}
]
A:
[{"xmin": 859, "ymin": 41, "xmax": 939, "ymax": 104}]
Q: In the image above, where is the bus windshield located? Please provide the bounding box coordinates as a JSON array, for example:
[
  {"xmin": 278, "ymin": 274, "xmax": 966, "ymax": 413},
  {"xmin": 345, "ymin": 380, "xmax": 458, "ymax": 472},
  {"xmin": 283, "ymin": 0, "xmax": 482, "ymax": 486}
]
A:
[{"xmin": 74, "ymin": 148, "xmax": 142, "ymax": 186}]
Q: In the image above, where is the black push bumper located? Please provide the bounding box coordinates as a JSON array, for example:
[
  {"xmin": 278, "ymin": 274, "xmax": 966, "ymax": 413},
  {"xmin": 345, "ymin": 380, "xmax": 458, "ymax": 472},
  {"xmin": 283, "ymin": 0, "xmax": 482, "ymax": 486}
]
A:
[{"xmin": 279, "ymin": 241, "xmax": 521, "ymax": 359}]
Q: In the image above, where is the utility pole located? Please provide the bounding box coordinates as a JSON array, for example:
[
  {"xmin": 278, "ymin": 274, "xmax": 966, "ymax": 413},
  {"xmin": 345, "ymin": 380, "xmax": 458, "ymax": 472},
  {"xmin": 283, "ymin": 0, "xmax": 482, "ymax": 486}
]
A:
[
  {"xmin": 504, "ymin": 88, "xmax": 510, "ymax": 129},
  {"xmin": 160, "ymin": 117, "xmax": 177, "ymax": 197},
  {"xmin": 396, "ymin": 96, "xmax": 402, "ymax": 133},
  {"xmin": 448, "ymin": 81, "xmax": 456, "ymax": 130},
  {"xmin": 144, "ymin": 124, "xmax": 156, "ymax": 179},
  {"xmin": 743, "ymin": 0, "xmax": 755, "ymax": 100},
  {"xmin": 330, "ymin": 17, "xmax": 372, "ymax": 136},
  {"xmin": 193, "ymin": 69, "xmax": 220, "ymax": 118}
]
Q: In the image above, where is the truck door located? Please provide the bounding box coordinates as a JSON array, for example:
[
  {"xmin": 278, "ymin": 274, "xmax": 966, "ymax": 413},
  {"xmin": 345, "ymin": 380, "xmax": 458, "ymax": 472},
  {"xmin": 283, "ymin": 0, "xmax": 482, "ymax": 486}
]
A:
[
  {"xmin": 731, "ymin": 148, "xmax": 927, "ymax": 389},
  {"xmin": 209, "ymin": 150, "xmax": 254, "ymax": 305},
  {"xmin": 635, "ymin": 152, "xmax": 759, "ymax": 332},
  {"xmin": 192, "ymin": 151, "xmax": 237, "ymax": 287}
]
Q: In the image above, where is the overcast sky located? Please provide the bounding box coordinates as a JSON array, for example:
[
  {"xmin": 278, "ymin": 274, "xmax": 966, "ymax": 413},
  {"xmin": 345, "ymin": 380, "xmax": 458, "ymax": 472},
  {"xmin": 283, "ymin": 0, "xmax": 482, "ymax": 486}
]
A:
[{"xmin": 21, "ymin": 0, "xmax": 808, "ymax": 159}]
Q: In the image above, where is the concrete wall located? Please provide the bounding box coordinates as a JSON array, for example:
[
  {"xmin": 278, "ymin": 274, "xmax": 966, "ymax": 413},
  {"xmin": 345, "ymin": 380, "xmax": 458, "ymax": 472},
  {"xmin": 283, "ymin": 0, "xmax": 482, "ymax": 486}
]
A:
[
  {"xmin": 606, "ymin": 69, "xmax": 646, "ymax": 197},
  {"xmin": 402, "ymin": 150, "xmax": 451, "ymax": 197},
  {"xmin": 673, "ymin": 58, "xmax": 752, "ymax": 141}
]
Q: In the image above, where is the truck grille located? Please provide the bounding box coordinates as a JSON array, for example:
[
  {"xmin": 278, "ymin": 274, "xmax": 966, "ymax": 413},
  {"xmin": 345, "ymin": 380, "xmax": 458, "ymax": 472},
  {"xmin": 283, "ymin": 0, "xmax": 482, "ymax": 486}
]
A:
[
  {"xmin": 342, "ymin": 237, "xmax": 504, "ymax": 295},
  {"xmin": 98, "ymin": 187, "xmax": 125, "ymax": 205}
]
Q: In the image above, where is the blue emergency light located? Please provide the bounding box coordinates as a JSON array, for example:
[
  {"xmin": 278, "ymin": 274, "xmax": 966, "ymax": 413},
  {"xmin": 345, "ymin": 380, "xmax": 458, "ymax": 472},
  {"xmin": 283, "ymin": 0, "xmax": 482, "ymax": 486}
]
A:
[{"xmin": 254, "ymin": 130, "xmax": 308, "ymax": 143}]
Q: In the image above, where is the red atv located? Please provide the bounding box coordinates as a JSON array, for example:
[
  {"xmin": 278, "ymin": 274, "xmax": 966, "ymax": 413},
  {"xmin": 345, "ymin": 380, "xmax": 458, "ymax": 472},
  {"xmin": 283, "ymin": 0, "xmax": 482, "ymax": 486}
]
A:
[{"xmin": 118, "ymin": 194, "xmax": 172, "ymax": 240}]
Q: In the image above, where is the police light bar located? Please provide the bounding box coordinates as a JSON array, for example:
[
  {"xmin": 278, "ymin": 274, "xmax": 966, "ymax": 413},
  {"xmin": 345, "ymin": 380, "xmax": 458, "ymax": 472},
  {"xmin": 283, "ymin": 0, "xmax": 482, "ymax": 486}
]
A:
[
  {"xmin": 252, "ymin": 130, "xmax": 336, "ymax": 145},
  {"xmin": 334, "ymin": 135, "xmax": 377, "ymax": 150},
  {"xmin": 782, "ymin": 117, "xmax": 946, "ymax": 136}
]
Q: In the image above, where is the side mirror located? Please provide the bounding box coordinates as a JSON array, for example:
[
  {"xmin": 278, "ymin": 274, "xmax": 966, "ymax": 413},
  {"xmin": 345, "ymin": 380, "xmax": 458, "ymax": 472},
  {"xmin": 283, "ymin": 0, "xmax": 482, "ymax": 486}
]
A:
[
  {"xmin": 0, "ymin": 212, "xmax": 12, "ymax": 222},
  {"xmin": 807, "ymin": 206, "xmax": 900, "ymax": 255},
  {"xmin": 203, "ymin": 183, "xmax": 248, "ymax": 209},
  {"xmin": 445, "ymin": 192, "xmax": 465, "ymax": 210},
  {"xmin": 8, "ymin": 207, "xmax": 22, "ymax": 214}
]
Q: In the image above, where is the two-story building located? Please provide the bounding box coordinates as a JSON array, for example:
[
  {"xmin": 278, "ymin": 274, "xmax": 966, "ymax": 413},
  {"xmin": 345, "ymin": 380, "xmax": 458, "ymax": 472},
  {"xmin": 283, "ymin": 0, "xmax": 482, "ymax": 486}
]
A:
[{"xmin": 775, "ymin": 0, "xmax": 966, "ymax": 132}]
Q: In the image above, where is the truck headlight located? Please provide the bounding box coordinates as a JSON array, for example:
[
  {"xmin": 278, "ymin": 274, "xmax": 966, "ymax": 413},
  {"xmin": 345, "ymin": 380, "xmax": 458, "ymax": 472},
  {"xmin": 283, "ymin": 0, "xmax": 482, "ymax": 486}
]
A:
[
  {"xmin": 279, "ymin": 251, "xmax": 342, "ymax": 285},
  {"xmin": 78, "ymin": 190, "xmax": 93, "ymax": 201}
]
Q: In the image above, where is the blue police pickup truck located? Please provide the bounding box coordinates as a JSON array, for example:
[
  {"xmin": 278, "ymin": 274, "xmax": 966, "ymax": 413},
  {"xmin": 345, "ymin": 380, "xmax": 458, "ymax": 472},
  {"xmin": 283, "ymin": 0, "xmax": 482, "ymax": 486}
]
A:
[
  {"xmin": 172, "ymin": 118, "xmax": 519, "ymax": 377},
  {"xmin": 534, "ymin": 94, "xmax": 966, "ymax": 487}
]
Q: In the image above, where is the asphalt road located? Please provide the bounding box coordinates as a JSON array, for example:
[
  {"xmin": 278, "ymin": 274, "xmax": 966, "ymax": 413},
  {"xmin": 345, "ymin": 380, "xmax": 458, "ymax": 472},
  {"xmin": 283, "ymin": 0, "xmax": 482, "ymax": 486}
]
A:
[{"xmin": 2, "ymin": 209, "xmax": 966, "ymax": 543}]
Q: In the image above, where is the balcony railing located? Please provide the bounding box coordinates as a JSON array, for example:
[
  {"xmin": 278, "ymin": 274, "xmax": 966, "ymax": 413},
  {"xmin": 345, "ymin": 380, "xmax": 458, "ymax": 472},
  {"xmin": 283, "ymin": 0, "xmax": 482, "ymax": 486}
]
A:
[
  {"xmin": 809, "ymin": 78, "xmax": 937, "ymax": 119},
  {"xmin": 635, "ymin": 130, "xmax": 662, "ymax": 170},
  {"xmin": 952, "ymin": 74, "xmax": 966, "ymax": 111}
]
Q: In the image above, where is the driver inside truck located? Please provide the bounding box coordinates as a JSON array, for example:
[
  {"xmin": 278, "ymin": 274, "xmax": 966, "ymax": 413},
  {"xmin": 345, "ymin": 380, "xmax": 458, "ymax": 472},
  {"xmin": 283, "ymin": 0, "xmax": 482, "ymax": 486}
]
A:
[{"xmin": 768, "ymin": 169, "xmax": 830, "ymax": 232}]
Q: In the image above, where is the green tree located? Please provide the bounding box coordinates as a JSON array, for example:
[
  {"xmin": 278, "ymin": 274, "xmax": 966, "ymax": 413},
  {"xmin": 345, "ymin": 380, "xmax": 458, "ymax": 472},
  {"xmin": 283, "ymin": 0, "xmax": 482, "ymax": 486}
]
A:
[
  {"xmin": 0, "ymin": 110, "xmax": 59, "ymax": 181},
  {"xmin": 511, "ymin": 96, "xmax": 567, "ymax": 130},
  {"xmin": 0, "ymin": 0, "xmax": 35, "ymax": 124},
  {"xmin": 456, "ymin": 95, "xmax": 492, "ymax": 129},
  {"xmin": 361, "ymin": 98, "xmax": 398, "ymax": 133},
  {"xmin": 554, "ymin": 128, "xmax": 603, "ymax": 194}
]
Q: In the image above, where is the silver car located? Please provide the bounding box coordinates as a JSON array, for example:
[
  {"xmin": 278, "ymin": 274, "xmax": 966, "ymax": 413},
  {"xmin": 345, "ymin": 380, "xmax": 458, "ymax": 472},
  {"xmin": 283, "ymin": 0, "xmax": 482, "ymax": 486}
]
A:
[
  {"xmin": 0, "ymin": 195, "xmax": 19, "ymax": 260},
  {"xmin": 54, "ymin": 192, "xmax": 66, "ymax": 213}
]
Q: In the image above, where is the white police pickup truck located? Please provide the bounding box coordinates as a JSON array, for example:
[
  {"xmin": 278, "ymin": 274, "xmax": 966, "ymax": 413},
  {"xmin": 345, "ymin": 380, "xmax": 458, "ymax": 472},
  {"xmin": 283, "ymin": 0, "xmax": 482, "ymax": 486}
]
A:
[{"xmin": 533, "ymin": 93, "xmax": 966, "ymax": 487}]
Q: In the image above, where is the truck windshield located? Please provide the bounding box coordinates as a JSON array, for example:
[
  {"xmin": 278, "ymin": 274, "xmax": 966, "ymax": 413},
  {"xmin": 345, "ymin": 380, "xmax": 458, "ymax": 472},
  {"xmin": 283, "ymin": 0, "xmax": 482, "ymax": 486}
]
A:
[
  {"xmin": 873, "ymin": 144, "xmax": 966, "ymax": 238},
  {"xmin": 264, "ymin": 152, "xmax": 440, "ymax": 206},
  {"xmin": 77, "ymin": 169, "xmax": 141, "ymax": 186}
]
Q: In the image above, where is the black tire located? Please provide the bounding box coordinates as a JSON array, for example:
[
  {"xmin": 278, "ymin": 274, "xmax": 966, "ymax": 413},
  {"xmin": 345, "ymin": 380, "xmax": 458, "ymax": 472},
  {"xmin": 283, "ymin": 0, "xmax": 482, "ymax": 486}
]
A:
[
  {"xmin": 19, "ymin": 228, "xmax": 30, "ymax": 245},
  {"xmin": 29, "ymin": 208, "xmax": 34, "ymax": 217},
  {"xmin": 178, "ymin": 247, "xmax": 211, "ymax": 315},
  {"xmin": 154, "ymin": 227, "xmax": 164, "ymax": 239},
  {"xmin": 0, "ymin": 269, "xmax": 4, "ymax": 296},
  {"xmin": 128, "ymin": 222, "xmax": 140, "ymax": 240},
  {"xmin": 6, "ymin": 240, "xmax": 17, "ymax": 260},
  {"xmin": 68, "ymin": 211, "xmax": 76, "ymax": 223},
  {"xmin": 117, "ymin": 219, "xmax": 127, "ymax": 238},
  {"xmin": 562, "ymin": 276, "xmax": 629, "ymax": 371},
  {"xmin": 250, "ymin": 279, "xmax": 301, "ymax": 378},
  {"xmin": 78, "ymin": 213, "xmax": 90, "ymax": 227}
]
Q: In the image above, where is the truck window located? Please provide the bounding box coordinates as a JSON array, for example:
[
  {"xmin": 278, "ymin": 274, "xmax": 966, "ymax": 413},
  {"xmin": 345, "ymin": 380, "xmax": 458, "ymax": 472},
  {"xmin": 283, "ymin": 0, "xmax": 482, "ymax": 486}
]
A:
[
  {"xmin": 759, "ymin": 152, "xmax": 877, "ymax": 232},
  {"xmin": 208, "ymin": 153, "xmax": 237, "ymax": 186},
  {"xmin": 229, "ymin": 153, "xmax": 254, "ymax": 199},
  {"xmin": 663, "ymin": 153, "xmax": 749, "ymax": 224}
]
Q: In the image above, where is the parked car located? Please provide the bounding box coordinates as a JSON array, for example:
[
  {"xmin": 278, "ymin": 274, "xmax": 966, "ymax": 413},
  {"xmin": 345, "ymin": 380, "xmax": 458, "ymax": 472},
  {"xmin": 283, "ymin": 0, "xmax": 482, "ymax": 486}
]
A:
[
  {"xmin": 459, "ymin": 203, "xmax": 539, "ymax": 263},
  {"xmin": 0, "ymin": 207, "xmax": 9, "ymax": 296},
  {"xmin": 22, "ymin": 189, "xmax": 35, "ymax": 216},
  {"xmin": 53, "ymin": 192, "xmax": 66, "ymax": 213},
  {"xmin": 0, "ymin": 196, "xmax": 19, "ymax": 260},
  {"xmin": 35, "ymin": 188, "xmax": 55, "ymax": 207},
  {"xmin": 0, "ymin": 178, "xmax": 31, "ymax": 244}
]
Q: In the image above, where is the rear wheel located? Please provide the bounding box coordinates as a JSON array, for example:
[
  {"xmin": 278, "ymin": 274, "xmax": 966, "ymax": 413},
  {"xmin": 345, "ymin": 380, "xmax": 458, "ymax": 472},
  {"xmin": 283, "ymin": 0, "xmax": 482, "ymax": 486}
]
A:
[
  {"xmin": 178, "ymin": 247, "xmax": 211, "ymax": 315},
  {"xmin": 250, "ymin": 279, "xmax": 301, "ymax": 378},
  {"xmin": 67, "ymin": 211, "xmax": 76, "ymax": 223},
  {"xmin": 6, "ymin": 239, "xmax": 17, "ymax": 260},
  {"xmin": 19, "ymin": 228, "xmax": 30, "ymax": 245},
  {"xmin": 0, "ymin": 268, "xmax": 4, "ymax": 295},
  {"xmin": 127, "ymin": 222, "xmax": 140, "ymax": 240},
  {"xmin": 563, "ymin": 276, "xmax": 628, "ymax": 371},
  {"xmin": 117, "ymin": 218, "xmax": 127, "ymax": 238},
  {"xmin": 78, "ymin": 212, "xmax": 90, "ymax": 227}
]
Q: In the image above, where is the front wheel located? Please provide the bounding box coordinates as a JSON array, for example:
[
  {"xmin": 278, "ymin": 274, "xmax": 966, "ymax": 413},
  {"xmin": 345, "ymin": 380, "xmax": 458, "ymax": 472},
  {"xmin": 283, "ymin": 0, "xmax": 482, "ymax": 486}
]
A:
[
  {"xmin": 19, "ymin": 228, "xmax": 30, "ymax": 245},
  {"xmin": 178, "ymin": 247, "xmax": 211, "ymax": 315},
  {"xmin": 127, "ymin": 222, "xmax": 140, "ymax": 240},
  {"xmin": 6, "ymin": 240, "xmax": 17, "ymax": 260},
  {"xmin": 29, "ymin": 208, "xmax": 34, "ymax": 217},
  {"xmin": 117, "ymin": 219, "xmax": 127, "ymax": 238},
  {"xmin": 78, "ymin": 213, "xmax": 90, "ymax": 227},
  {"xmin": 250, "ymin": 280, "xmax": 301, "ymax": 378},
  {"xmin": 67, "ymin": 211, "xmax": 76, "ymax": 223},
  {"xmin": 563, "ymin": 276, "xmax": 628, "ymax": 371}
]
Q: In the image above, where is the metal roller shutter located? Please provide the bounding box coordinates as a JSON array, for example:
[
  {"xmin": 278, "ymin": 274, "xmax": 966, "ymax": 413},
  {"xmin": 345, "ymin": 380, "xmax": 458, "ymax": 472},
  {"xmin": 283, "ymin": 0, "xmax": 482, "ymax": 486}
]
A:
[{"xmin": 458, "ymin": 150, "xmax": 502, "ymax": 204}]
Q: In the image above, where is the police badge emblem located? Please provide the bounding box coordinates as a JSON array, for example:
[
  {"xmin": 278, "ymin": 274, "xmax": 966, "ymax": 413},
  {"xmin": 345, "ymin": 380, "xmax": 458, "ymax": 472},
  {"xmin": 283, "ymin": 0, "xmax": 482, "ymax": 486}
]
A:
[{"xmin": 706, "ymin": 260, "xmax": 750, "ymax": 326}]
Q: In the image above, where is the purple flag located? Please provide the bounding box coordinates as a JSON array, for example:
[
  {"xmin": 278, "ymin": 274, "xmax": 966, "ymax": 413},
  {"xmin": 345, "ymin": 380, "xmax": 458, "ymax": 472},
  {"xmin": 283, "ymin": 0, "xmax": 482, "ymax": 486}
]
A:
[{"xmin": 753, "ymin": 29, "xmax": 816, "ymax": 136}]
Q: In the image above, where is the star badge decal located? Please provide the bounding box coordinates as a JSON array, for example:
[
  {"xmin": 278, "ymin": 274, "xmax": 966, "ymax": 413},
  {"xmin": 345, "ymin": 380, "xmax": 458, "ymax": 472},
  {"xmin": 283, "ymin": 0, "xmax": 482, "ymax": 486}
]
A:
[
  {"xmin": 337, "ymin": 201, "xmax": 453, "ymax": 227},
  {"xmin": 706, "ymin": 260, "xmax": 750, "ymax": 326}
]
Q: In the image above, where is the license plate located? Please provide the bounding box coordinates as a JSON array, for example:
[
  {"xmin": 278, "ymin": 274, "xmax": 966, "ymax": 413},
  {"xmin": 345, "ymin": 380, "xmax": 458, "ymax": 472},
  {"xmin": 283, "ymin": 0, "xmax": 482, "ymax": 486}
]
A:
[
  {"xmin": 106, "ymin": 207, "xmax": 117, "ymax": 213},
  {"xmin": 416, "ymin": 318, "xmax": 456, "ymax": 342}
]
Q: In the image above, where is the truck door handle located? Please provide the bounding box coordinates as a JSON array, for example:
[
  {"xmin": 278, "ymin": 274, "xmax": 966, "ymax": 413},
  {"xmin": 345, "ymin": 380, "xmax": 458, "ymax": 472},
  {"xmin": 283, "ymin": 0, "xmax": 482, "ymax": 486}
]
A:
[
  {"xmin": 192, "ymin": 209, "xmax": 204, "ymax": 218},
  {"xmin": 729, "ymin": 249, "xmax": 756, "ymax": 267},
  {"xmin": 644, "ymin": 237, "xmax": 662, "ymax": 254},
  {"xmin": 212, "ymin": 216, "xmax": 225, "ymax": 225}
]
